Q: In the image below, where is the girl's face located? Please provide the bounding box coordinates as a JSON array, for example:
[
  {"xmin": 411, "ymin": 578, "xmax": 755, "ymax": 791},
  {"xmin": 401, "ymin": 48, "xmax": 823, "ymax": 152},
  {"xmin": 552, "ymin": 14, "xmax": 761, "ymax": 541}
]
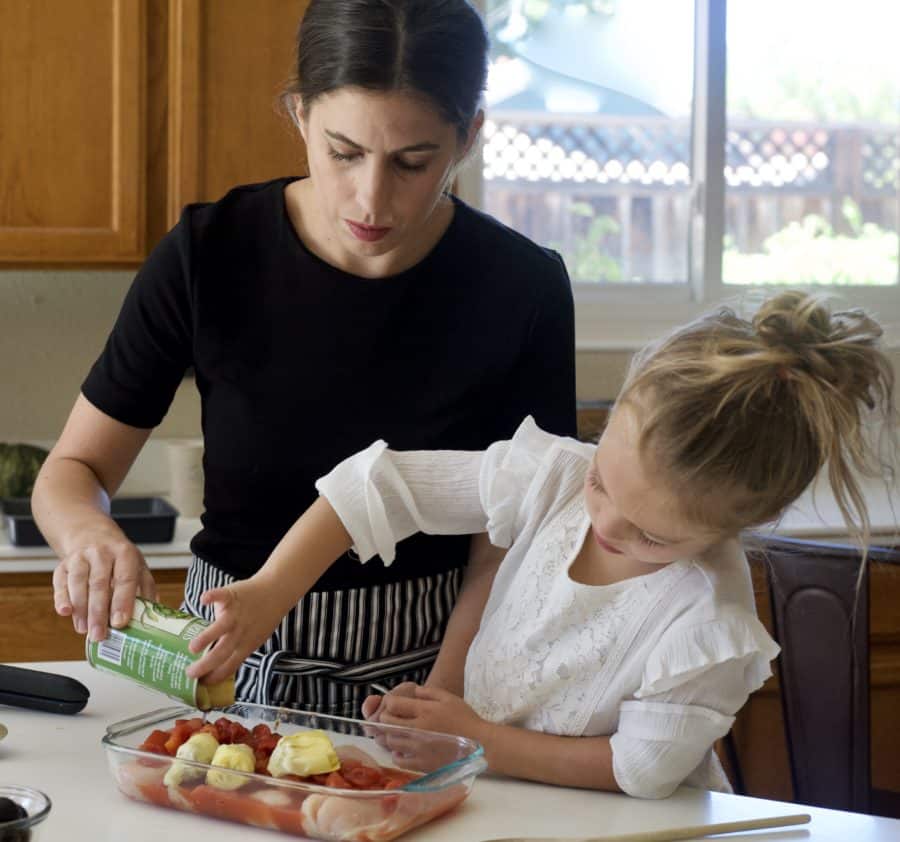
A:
[
  {"xmin": 296, "ymin": 87, "xmax": 478, "ymax": 275},
  {"xmin": 583, "ymin": 405, "xmax": 727, "ymax": 570}
]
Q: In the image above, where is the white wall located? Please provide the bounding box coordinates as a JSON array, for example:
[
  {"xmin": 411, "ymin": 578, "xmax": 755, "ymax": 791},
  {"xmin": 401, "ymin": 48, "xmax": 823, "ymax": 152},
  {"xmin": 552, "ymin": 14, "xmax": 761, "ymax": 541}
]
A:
[
  {"xmin": 0, "ymin": 270, "xmax": 200, "ymax": 441},
  {"xmin": 1, "ymin": 268, "xmax": 896, "ymax": 442}
]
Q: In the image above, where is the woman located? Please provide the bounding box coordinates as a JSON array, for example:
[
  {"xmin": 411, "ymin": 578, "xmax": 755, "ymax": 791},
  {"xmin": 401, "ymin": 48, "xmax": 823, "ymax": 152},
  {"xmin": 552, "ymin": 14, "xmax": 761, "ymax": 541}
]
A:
[{"xmin": 32, "ymin": 0, "xmax": 576, "ymax": 715}]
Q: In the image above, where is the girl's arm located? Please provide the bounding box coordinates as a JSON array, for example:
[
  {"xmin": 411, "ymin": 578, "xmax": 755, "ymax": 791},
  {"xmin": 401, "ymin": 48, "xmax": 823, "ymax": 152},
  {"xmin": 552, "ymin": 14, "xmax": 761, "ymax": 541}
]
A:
[
  {"xmin": 425, "ymin": 533, "xmax": 505, "ymax": 694},
  {"xmin": 481, "ymin": 723, "xmax": 619, "ymax": 791},
  {"xmin": 186, "ymin": 496, "xmax": 353, "ymax": 684},
  {"xmin": 189, "ymin": 446, "xmax": 494, "ymax": 686},
  {"xmin": 376, "ymin": 685, "xmax": 620, "ymax": 791}
]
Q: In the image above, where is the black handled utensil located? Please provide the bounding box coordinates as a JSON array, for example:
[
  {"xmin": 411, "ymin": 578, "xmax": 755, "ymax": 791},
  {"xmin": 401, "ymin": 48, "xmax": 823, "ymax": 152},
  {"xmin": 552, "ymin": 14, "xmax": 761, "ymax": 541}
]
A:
[{"xmin": 0, "ymin": 664, "xmax": 89, "ymax": 715}]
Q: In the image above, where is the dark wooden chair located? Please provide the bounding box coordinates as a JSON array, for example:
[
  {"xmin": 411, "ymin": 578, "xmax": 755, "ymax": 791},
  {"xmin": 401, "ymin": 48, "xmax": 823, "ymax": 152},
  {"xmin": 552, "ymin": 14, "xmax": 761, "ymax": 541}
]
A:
[{"xmin": 728, "ymin": 534, "xmax": 900, "ymax": 815}]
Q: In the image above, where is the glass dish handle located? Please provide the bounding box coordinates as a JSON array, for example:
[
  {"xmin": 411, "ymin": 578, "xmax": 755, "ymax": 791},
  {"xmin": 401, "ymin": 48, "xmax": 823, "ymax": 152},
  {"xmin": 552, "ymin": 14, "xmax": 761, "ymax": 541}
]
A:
[{"xmin": 401, "ymin": 749, "xmax": 488, "ymax": 792}]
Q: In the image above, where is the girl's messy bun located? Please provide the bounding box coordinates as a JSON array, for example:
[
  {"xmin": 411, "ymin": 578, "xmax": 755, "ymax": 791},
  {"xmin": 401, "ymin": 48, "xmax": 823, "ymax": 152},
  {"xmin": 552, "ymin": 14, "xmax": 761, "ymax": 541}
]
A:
[
  {"xmin": 619, "ymin": 291, "xmax": 896, "ymax": 544},
  {"xmin": 752, "ymin": 291, "xmax": 885, "ymax": 410}
]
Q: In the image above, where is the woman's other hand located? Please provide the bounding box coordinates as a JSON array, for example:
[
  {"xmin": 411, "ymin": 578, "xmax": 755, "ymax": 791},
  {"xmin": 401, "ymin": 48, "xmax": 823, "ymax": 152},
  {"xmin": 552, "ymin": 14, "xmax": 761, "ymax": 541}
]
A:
[
  {"xmin": 33, "ymin": 395, "xmax": 156, "ymax": 642},
  {"xmin": 52, "ymin": 532, "xmax": 156, "ymax": 641}
]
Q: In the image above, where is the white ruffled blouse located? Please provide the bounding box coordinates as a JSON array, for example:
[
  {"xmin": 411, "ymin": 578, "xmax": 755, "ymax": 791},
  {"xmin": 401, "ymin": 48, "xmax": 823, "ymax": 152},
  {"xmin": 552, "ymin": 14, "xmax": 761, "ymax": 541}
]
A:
[{"xmin": 316, "ymin": 416, "xmax": 780, "ymax": 799}]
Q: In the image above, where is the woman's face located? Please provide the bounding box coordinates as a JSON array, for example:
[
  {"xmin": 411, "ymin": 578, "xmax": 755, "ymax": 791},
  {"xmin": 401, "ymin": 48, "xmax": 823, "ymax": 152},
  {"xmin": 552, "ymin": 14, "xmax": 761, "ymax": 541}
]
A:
[
  {"xmin": 296, "ymin": 87, "xmax": 475, "ymax": 274},
  {"xmin": 583, "ymin": 405, "xmax": 727, "ymax": 570}
]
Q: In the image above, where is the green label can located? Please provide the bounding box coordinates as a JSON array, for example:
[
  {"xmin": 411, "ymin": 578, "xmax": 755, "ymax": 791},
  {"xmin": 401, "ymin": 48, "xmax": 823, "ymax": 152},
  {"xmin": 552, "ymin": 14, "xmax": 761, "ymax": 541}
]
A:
[{"xmin": 85, "ymin": 596, "xmax": 210, "ymax": 706}]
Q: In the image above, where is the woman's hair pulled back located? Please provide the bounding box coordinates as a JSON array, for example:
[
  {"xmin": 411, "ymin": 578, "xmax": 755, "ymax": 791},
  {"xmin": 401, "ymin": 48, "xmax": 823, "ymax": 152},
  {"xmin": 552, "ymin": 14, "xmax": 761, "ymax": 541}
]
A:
[
  {"xmin": 619, "ymin": 290, "xmax": 896, "ymax": 544},
  {"xmin": 289, "ymin": 0, "xmax": 488, "ymax": 139}
]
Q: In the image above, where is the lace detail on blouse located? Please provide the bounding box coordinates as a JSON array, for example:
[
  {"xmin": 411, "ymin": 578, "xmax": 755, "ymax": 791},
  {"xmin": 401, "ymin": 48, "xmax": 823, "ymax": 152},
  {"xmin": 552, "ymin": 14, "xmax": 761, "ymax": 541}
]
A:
[{"xmin": 466, "ymin": 496, "xmax": 687, "ymax": 736}]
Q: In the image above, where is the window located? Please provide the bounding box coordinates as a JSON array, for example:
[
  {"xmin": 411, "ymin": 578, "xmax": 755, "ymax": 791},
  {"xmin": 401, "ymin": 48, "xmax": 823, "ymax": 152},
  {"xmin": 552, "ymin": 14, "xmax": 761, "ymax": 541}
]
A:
[
  {"xmin": 724, "ymin": 0, "xmax": 898, "ymax": 289},
  {"xmin": 474, "ymin": 1, "xmax": 899, "ymax": 348}
]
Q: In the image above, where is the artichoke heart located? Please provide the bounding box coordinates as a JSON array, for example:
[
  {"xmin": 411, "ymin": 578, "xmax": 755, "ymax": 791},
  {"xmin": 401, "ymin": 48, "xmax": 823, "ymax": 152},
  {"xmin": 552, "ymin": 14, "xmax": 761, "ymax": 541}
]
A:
[
  {"xmin": 206, "ymin": 743, "xmax": 256, "ymax": 790},
  {"xmin": 163, "ymin": 732, "xmax": 220, "ymax": 787},
  {"xmin": 267, "ymin": 730, "xmax": 340, "ymax": 778}
]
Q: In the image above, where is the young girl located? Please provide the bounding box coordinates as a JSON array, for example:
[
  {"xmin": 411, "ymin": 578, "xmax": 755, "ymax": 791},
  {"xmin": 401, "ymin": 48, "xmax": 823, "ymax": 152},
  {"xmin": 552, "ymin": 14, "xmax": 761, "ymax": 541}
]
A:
[{"xmin": 186, "ymin": 291, "xmax": 895, "ymax": 799}]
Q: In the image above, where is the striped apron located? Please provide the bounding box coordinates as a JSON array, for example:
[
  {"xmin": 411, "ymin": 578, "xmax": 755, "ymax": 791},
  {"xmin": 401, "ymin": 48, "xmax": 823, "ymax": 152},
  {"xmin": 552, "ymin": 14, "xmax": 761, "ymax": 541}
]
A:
[{"xmin": 183, "ymin": 555, "xmax": 463, "ymax": 717}]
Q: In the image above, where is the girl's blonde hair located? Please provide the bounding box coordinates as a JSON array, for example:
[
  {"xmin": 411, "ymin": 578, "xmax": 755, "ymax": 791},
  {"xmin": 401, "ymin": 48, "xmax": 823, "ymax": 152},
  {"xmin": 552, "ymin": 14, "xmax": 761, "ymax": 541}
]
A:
[{"xmin": 619, "ymin": 291, "xmax": 896, "ymax": 544}]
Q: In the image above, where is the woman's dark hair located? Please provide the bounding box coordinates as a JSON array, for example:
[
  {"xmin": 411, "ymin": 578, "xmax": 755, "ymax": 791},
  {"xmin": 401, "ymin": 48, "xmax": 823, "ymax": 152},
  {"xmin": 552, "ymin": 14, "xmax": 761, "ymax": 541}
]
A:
[{"xmin": 287, "ymin": 0, "xmax": 488, "ymax": 139}]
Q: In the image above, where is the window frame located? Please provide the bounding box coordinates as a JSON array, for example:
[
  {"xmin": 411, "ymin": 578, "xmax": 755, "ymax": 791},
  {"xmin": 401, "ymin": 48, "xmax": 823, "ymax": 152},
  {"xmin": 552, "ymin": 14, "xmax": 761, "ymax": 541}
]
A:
[{"xmin": 469, "ymin": 0, "xmax": 900, "ymax": 349}]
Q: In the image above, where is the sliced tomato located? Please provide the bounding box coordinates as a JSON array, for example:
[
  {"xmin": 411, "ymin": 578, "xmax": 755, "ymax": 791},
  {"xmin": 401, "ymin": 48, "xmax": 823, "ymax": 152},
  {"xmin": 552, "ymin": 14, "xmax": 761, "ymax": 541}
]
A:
[
  {"xmin": 323, "ymin": 770, "xmax": 351, "ymax": 789},
  {"xmin": 163, "ymin": 722, "xmax": 195, "ymax": 755},
  {"xmin": 229, "ymin": 721, "xmax": 251, "ymax": 744},
  {"xmin": 254, "ymin": 733, "xmax": 280, "ymax": 753},
  {"xmin": 138, "ymin": 729, "xmax": 171, "ymax": 754},
  {"xmin": 267, "ymin": 801, "xmax": 305, "ymax": 834},
  {"xmin": 174, "ymin": 717, "xmax": 205, "ymax": 734},
  {"xmin": 188, "ymin": 785, "xmax": 274, "ymax": 829},
  {"xmin": 136, "ymin": 781, "xmax": 172, "ymax": 808},
  {"xmin": 251, "ymin": 723, "xmax": 273, "ymax": 740},
  {"xmin": 211, "ymin": 716, "xmax": 233, "ymax": 742},
  {"xmin": 344, "ymin": 765, "xmax": 384, "ymax": 789},
  {"xmin": 210, "ymin": 716, "xmax": 250, "ymax": 745}
]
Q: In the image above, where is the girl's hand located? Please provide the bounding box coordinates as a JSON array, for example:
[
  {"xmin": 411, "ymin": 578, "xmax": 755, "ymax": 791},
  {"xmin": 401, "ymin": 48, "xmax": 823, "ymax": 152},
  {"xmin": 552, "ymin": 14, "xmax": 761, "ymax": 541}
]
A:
[
  {"xmin": 361, "ymin": 681, "xmax": 419, "ymax": 721},
  {"xmin": 52, "ymin": 534, "xmax": 157, "ymax": 642},
  {"xmin": 185, "ymin": 578, "xmax": 282, "ymax": 685},
  {"xmin": 376, "ymin": 684, "xmax": 488, "ymax": 743}
]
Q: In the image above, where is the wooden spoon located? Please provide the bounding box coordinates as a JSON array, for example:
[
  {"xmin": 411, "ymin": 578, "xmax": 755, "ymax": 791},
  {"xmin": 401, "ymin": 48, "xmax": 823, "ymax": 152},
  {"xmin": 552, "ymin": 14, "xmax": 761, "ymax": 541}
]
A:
[{"xmin": 481, "ymin": 812, "xmax": 811, "ymax": 842}]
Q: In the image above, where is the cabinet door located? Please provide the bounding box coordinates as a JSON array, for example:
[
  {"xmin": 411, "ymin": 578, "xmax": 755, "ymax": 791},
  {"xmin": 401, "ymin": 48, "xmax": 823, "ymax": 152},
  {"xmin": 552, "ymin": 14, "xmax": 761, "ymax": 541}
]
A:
[
  {"xmin": 0, "ymin": 569, "xmax": 187, "ymax": 662},
  {"xmin": 0, "ymin": 0, "xmax": 145, "ymax": 263},
  {"xmin": 167, "ymin": 0, "xmax": 310, "ymax": 225}
]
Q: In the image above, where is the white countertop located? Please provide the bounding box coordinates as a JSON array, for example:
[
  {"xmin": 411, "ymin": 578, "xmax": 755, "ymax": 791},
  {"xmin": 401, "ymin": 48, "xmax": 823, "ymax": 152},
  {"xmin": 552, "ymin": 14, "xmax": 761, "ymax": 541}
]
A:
[
  {"xmin": 3, "ymin": 661, "xmax": 900, "ymax": 841},
  {"xmin": 776, "ymin": 472, "xmax": 899, "ymax": 544},
  {"xmin": 0, "ymin": 517, "xmax": 198, "ymax": 572}
]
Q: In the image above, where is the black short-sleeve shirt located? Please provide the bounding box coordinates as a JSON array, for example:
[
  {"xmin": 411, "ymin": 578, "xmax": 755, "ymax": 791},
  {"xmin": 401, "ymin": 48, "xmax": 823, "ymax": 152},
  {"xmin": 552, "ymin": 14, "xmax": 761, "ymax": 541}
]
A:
[{"xmin": 83, "ymin": 178, "xmax": 577, "ymax": 588}]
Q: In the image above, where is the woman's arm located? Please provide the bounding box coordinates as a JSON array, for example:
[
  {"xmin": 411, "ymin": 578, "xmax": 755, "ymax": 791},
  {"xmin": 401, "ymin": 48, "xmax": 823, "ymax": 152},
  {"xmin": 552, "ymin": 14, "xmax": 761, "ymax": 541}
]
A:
[
  {"xmin": 31, "ymin": 394, "xmax": 156, "ymax": 641},
  {"xmin": 425, "ymin": 532, "xmax": 504, "ymax": 694}
]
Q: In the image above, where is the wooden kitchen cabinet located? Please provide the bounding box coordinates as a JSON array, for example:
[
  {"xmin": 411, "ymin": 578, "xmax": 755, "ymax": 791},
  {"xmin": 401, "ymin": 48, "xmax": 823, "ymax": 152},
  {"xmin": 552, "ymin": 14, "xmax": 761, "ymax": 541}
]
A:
[
  {"xmin": 732, "ymin": 558, "xmax": 900, "ymax": 808},
  {"xmin": 166, "ymin": 0, "xmax": 309, "ymax": 228},
  {"xmin": 0, "ymin": 0, "xmax": 145, "ymax": 263},
  {"xmin": 0, "ymin": 568, "xmax": 187, "ymax": 663},
  {"xmin": 0, "ymin": 0, "xmax": 310, "ymax": 265}
]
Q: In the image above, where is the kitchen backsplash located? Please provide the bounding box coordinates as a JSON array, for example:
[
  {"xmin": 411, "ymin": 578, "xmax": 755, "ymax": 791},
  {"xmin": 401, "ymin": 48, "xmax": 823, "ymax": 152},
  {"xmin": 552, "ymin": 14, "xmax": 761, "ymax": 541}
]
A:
[{"xmin": 17, "ymin": 437, "xmax": 183, "ymax": 499}]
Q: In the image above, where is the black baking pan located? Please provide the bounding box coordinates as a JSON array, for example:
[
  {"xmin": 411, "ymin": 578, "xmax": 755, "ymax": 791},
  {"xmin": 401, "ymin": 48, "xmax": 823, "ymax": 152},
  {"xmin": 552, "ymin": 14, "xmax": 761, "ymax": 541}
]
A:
[{"xmin": 1, "ymin": 497, "xmax": 179, "ymax": 547}]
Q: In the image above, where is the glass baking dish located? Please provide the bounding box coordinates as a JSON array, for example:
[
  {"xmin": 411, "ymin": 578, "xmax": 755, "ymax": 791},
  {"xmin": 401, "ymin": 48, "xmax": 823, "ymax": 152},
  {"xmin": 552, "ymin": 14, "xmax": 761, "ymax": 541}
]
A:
[{"xmin": 102, "ymin": 702, "xmax": 487, "ymax": 841}]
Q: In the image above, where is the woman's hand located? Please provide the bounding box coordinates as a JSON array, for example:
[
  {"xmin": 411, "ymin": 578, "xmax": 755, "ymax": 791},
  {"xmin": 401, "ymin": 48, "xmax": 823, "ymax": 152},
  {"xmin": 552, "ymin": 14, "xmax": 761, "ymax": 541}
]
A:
[
  {"xmin": 185, "ymin": 577, "xmax": 284, "ymax": 686},
  {"xmin": 52, "ymin": 533, "xmax": 157, "ymax": 642}
]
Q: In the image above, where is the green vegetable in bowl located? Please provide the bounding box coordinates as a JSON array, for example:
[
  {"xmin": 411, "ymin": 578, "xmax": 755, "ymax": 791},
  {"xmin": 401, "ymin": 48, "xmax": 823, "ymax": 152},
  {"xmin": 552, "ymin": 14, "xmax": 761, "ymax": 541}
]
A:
[{"xmin": 0, "ymin": 443, "xmax": 50, "ymax": 499}]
